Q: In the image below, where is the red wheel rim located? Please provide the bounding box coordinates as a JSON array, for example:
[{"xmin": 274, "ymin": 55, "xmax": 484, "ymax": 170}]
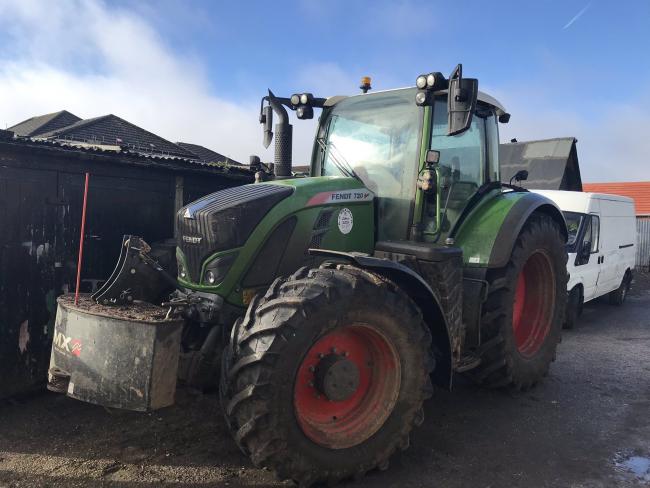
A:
[
  {"xmin": 512, "ymin": 251, "xmax": 556, "ymax": 358},
  {"xmin": 293, "ymin": 324, "xmax": 401, "ymax": 449}
]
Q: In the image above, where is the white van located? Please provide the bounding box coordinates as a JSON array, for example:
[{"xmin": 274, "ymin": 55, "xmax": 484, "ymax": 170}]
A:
[{"xmin": 533, "ymin": 190, "xmax": 636, "ymax": 328}]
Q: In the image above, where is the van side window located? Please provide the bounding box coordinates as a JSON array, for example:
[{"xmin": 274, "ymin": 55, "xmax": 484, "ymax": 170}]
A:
[
  {"xmin": 582, "ymin": 217, "xmax": 593, "ymax": 251},
  {"xmin": 590, "ymin": 215, "xmax": 600, "ymax": 253}
]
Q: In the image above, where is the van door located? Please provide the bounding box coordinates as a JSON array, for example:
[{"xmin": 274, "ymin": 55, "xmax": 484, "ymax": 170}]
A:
[
  {"xmin": 595, "ymin": 214, "xmax": 617, "ymax": 294},
  {"xmin": 575, "ymin": 215, "xmax": 601, "ymax": 301}
]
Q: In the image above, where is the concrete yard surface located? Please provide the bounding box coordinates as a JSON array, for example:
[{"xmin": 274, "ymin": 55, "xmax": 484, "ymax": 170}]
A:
[{"xmin": 1, "ymin": 274, "xmax": 649, "ymax": 487}]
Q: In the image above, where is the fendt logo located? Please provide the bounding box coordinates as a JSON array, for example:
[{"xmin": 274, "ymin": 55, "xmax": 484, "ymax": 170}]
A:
[
  {"xmin": 53, "ymin": 331, "xmax": 82, "ymax": 357},
  {"xmin": 182, "ymin": 235, "xmax": 202, "ymax": 244}
]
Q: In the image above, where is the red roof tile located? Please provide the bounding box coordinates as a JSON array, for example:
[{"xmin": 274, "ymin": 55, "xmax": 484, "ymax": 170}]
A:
[{"xmin": 582, "ymin": 182, "xmax": 650, "ymax": 216}]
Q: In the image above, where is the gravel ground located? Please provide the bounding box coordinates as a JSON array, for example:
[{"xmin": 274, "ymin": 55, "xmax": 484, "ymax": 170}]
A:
[{"xmin": 1, "ymin": 273, "xmax": 649, "ymax": 487}]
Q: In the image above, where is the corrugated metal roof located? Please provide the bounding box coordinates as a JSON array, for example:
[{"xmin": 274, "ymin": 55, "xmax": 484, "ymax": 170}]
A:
[
  {"xmin": 0, "ymin": 137, "xmax": 254, "ymax": 179},
  {"xmin": 176, "ymin": 142, "xmax": 241, "ymax": 165},
  {"xmin": 636, "ymin": 217, "xmax": 650, "ymax": 269},
  {"xmin": 582, "ymin": 182, "xmax": 650, "ymax": 216}
]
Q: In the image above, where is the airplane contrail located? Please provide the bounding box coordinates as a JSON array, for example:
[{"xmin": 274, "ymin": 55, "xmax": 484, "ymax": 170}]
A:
[{"xmin": 563, "ymin": 2, "xmax": 592, "ymax": 29}]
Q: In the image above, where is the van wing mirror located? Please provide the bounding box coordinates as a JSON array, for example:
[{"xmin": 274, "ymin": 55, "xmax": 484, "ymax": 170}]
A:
[{"xmin": 447, "ymin": 64, "xmax": 478, "ymax": 136}]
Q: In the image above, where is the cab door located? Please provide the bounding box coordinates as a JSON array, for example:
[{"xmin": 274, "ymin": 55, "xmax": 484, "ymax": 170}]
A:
[{"xmin": 574, "ymin": 214, "xmax": 601, "ymax": 301}]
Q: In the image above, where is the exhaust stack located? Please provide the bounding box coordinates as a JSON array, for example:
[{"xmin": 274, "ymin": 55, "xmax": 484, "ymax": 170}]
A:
[{"xmin": 264, "ymin": 90, "xmax": 292, "ymax": 179}]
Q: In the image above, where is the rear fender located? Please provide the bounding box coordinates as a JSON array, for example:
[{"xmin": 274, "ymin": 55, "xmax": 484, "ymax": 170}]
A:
[
  {"xmin": 310, "ymin": 249, "xmax": 454, "ymax": 389},
  {"xmin": 456, "ymin": 191, "xmax": 568, "ymax": 269},
  {"xmin": 490, "ymin": 195, "xmax": 567, "ymax": 268}
]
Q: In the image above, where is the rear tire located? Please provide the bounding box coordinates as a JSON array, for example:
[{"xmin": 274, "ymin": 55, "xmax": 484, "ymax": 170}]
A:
[
  {"xmin": 609, "ymin": 272, "xmax": 631, "ymax": 306},
  {"xmin": 471, "ymin": 213, "xmax": 567, "ymax": 389},
  {"xmin": 220, "ymin": 265, "xmax": 434, "ymax": 486}
]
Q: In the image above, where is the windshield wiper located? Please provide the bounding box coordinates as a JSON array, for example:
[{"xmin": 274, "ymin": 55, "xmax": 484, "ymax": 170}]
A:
[{"xmin": 316, "ymin": 137, "xmax": 360, "ymax": 182}]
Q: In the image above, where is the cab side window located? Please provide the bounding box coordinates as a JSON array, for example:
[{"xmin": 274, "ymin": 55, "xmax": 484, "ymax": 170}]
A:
[
  {"xmin": 576, "ymin": 215, "xmax": 600, "ymax": 266},
  {"xmin": 590, "ymin": 215, "xmax": 600, "ymax": 253},
  {"xmin": 582, "ymin": 217, "xmax": 593, "ymax": 251}
]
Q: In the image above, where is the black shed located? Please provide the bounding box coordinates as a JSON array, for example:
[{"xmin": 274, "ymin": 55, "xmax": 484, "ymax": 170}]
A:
[
  {"xmin": 499, "ymin": 137, "xmax": 583, "ymax": 191},
  {"xmin": 0, "ymin": 133, "xmax": 252, "ymax": 398}
]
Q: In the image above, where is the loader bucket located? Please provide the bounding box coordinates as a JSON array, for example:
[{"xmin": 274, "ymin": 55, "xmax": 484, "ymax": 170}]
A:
[{"xmin": 92, "ymin": 235, "xmax": 175, "ymax": 306}]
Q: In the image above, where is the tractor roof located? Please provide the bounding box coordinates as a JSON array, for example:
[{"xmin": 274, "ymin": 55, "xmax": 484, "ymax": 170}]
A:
[{"xmin": 324, "ymin": 87, "xmax": 508, "ymax": 117}]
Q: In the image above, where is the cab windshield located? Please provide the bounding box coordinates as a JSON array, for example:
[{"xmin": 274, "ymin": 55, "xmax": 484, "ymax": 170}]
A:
[{"xmin": 319, "ymin": 88, "xmax": 421, "ymax": 241}]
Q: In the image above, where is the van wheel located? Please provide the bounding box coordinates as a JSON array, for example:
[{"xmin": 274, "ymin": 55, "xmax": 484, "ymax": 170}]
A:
[
  {"xmin": 564, "ymin": 287, "xmax": 582, "ymax": 329},
  {"xmin": 609, "ymin": 272, "xmax": 631, "ymax": 306}
]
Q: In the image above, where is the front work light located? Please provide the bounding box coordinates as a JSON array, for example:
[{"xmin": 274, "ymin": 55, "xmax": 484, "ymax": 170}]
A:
[
  {"xmin": 415, "ymin": 90, "xmax": 432, "ymax": 106},
  {"xmin": 415, "ymin": 71, "xmax": 448, "ymax": 106},
  {"xmin": 296, "ymin": 105, "xmax": 314, "ymax": 120},
  {"xmin": 290, "ymin": 94, "xmax": 301, "ymax": 106}
]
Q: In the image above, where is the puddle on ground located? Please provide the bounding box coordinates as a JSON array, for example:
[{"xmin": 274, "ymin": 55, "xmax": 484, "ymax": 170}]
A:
[{"xmin": 615, "ymin": 453, "xmax": 650, "ymax": 482}]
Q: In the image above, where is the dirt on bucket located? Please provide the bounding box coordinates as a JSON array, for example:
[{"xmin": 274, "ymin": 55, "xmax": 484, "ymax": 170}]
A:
[{"xmin": 57, "ymin": 294, "xmax": 172, "ymax": 323}]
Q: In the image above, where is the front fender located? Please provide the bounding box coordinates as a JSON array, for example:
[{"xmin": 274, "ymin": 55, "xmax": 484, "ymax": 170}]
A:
[
  {"xmin": 310, "ymin": 249, "xmax": 454, "ymax": 390},
  {"xmin": 455, "ymin": 191, "xmax": 567, "ymax": 269}
]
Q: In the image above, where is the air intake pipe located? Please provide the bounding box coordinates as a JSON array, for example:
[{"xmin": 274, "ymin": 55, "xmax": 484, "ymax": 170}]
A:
[{"xmin": 262, "ymin": 90, "xmax": 292, "ymax": 179}]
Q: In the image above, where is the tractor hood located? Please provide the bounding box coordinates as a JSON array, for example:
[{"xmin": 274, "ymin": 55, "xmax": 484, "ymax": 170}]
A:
[
  {"xmin": 176, "ymin": 177, "xmax": 375, "ymax": 305},
  {"xmin": 177, "ymin": 184, "xmax": 294, "ymax": 282}
]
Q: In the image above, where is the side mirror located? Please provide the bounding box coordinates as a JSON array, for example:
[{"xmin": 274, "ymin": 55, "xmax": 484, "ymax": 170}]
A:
[
  {"xmin": 447, "ymin": 64, "xmax": 478, "ymax": 136},
  {"xmin": 509, "ymin": 169, "xmax": 529, "ymax": 186},
  {"xmin": 514, "ymin": 170, "xmax": 528, "ymax": 182}
]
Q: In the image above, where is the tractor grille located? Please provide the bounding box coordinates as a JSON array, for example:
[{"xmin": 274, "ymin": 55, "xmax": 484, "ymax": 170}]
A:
[
  {"xmin": 307, "ymin": 208, "xmax": 334, "ymax": 251},
  {"xmin": 177, "ymin": 184, "xmax": 293, "ymax": 282}
]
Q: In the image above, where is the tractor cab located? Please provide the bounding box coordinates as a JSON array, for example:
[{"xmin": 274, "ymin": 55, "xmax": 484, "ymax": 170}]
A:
[{"xmin": 311, "ymin": 86, "xmax": 509, "ymax": 244}]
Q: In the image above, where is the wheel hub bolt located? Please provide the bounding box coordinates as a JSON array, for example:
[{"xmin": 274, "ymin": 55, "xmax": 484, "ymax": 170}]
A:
[{"xmin": 313, "ymin": 353, "xmax": 360, "ymax": 402}]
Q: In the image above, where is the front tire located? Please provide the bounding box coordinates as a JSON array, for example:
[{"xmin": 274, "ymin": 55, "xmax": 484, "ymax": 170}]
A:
[
  {"xmin": 471, "ymin": 213, "xmax": 567, "ymax": 389},
  {"xmin": 564, "ymin": 286, "xmax": 582, "ymax": 329},
  {"xmin": 220, "ymin": 265, "xmax": 433, "ymax": 486}
]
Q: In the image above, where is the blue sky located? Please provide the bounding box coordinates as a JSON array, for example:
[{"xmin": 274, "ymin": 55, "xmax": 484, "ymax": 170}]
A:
[{"xmin": 0, "ymin": 0, "xmax": 648, "ymax": 181}]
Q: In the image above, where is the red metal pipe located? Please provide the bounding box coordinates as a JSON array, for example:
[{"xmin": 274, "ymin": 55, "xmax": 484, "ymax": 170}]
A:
[{"xmin": 74, "ymin": 172, "xmax": 90, "ymax": 306}]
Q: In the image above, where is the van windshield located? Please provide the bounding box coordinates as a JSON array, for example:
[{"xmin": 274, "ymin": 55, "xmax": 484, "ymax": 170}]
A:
[{"xmin": 563, "ymin": 211, "xmax": 584, "ymax": 246}]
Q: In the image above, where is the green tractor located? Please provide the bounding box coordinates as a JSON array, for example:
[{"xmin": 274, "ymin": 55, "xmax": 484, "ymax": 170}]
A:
[{"xmin": 49, "ymin": 65, "xmax": 567, "ymax": 485}]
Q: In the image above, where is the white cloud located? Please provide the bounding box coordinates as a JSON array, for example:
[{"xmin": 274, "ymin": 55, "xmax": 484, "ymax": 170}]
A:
[
  {"xmin": 0, "ymin": 0, "xmax": 279, "ymax": 164},
  {"xmin": 493, "ymin": 85, "xmax": 649, "ymax": 183},
  {"xmin": 1, "ymin": 0, "xmax": 646, "ymax": 182}
]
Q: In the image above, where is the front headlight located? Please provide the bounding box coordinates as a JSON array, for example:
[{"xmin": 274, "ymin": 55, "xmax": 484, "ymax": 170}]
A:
[
  {"xmin": 202, "ymin": 252, "xmax": 238, "ymax": 286},
  {"xmin": 205, "ymin": 270, "xmax": 216, "ymax": 284}
]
